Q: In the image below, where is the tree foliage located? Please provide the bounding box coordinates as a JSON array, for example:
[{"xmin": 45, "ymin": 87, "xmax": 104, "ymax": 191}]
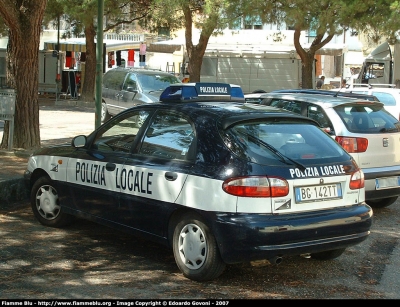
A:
[
  {"xmin": 150, "ymin": 0, "xmax": 241, "ymax": 82},
  {"xmin": 243, "ymin": 0, "xmax": 399, "ymax": 88}
]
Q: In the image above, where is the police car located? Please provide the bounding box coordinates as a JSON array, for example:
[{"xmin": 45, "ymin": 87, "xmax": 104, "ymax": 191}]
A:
[{"xmin": 24, "ymin": 83, "xmax": 373, "ymax": 282}]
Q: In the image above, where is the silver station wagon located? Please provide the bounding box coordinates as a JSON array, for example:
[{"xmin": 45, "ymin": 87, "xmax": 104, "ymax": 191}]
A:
[{"xmin": 248, "ymin": 92, "xmax": 400, "ymax": 208}]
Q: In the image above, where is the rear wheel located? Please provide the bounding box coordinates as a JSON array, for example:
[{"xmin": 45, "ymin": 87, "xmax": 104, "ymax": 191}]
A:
[
  {"xmin": 172, "ymin": 213, "xmax": 226, "ymax": 281},
  {"xmin": 101, "ymin": 102, "xmax": 112, "ymax": 123},
  {"xmin": 366, "ymin": 196, "xmax": 398, "ymax": 208},
  {"xmin": 310, "ymin": 248, "xmax": 346, "ymax": 260},
  {"xmin": 30, "ymin": 176, "xmax": 75, "ymax": 228}
]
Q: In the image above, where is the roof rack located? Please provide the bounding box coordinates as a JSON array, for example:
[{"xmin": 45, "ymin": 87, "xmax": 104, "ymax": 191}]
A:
[{"xmin": 351, "ymin": 83, "xmax": 397, "ymax": 89}]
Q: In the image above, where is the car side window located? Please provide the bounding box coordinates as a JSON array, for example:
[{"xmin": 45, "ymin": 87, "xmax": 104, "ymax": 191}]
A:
[
  {"xmin": 307, "ymin": 105, "xmax": 332, "ymax": 129},
  {"xmin": 270, "ymin": 99, "xmax": 302, "ymax": 114},
  {"xmin": 123, "ymin": 73, "xmax": 138, "ymax": 92},
  {"xmin": 138, "ymin": 111, "xmax": 195, "ymax": 160},
  {"xmin": 103, "ymin": 70, "xmax": 127, "ymax": 90},
  {"xmin": 92, "ymin": 110, "xmax": 151, "ymax": 153}
]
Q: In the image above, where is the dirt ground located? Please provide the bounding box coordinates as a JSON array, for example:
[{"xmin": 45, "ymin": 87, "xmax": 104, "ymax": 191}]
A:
[{"xmin": 1, "ymin": 200, "xmax": 399, "ymax": 300}]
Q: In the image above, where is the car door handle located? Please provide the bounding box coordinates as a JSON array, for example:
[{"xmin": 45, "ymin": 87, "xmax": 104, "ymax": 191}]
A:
[
  {"xmin": 106, "ymin": 163, "xmax": 116, "ymax": 171},
  {"xmin": 165, "ymin": 172, "xmax": 178, "ymax": 181}
]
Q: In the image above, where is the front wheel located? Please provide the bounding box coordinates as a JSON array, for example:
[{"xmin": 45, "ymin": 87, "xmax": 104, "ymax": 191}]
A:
[
  {"xmin": 30, "ymin": 176, "xmax": 75, "ymax": 228},
  {"xmin": 173, "ymin": 213, "xmax": 226, "ymax": 281},
  {"xmin": 366, "ymin": 196, "xmax": 398, "ymax": 208},
  {"xmin": 310, "ymin": 248, "xmax": 346, "ymax": 260}
]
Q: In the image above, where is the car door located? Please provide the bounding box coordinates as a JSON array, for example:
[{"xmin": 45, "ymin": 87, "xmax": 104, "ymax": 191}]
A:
[
  {"xmin": 102, "ymin": 69, "xmax": 128, "ymax": 115},
  {"xmin": 64, "ymin": 109, "xmax": 151, "ymax": 222},
  {"xmin": 118, "ymin": 72, "xmax": 146, "ymax": 110},
  {"xmin": 117, "ymin": 110, "xmax": 194, "ymax": 237}
]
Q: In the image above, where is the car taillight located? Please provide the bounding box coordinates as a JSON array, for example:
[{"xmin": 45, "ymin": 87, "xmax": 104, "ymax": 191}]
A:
[
  {"xmin": 349, "ymin": 169, "xmax": 364, "ymax": 189},
  {"xmin": 222, "ymin": 176, "xmax": 289, "ymax": 197},
  {"xmin": 335, "ymin": 136, "xmax": 368, "ymax": 153}
]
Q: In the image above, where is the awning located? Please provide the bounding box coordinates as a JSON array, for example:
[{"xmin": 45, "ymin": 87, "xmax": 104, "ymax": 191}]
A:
[
  {"xmin": 43, "ymin": 39, "xmax": 142, "ymax": 53},
  {"xmin": 44, "ymin": 40, "xmax": 87, "ymax": 52}
]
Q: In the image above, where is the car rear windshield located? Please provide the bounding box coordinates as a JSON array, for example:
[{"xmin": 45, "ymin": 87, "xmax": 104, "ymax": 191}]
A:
[
  {"xmin": 351, "ymin": 91, "xmax": 396, "ymax": 106},
  {"xmin": 221, "ymin": 122, "xmax": 349, "ymax": 165},
  {"xmin": 334, "ymin": 104, "xmax": 400, "ymax": 133}
]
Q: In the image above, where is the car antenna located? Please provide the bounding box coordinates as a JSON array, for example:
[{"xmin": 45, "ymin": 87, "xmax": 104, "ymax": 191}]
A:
[
  {"xmin": 333, "ymin": 85, "xmax": 343, "ymax": 97},
  {"xmin": 334, "ymin": 79, "xmax": 348, "ymax": 97}
]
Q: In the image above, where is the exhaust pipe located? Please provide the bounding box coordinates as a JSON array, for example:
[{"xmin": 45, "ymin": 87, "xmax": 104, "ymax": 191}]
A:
[
  {"xmin": 250, "ymin": 256, "xmax": 283, "ymax": 267},
  {"xmin": 268, "ymin": 256, "xmax": 283, "ymax": 265}
]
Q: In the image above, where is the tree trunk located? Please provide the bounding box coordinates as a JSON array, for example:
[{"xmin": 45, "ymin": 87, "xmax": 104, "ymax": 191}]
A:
[
  {"xmin": 0, "ymin": 0, "xmax": 47, "ymax": 150},
  {"xmin": 182, "ymin": 3, "xmax": 218, "ymax": 83},
  {"xmin": 293, "ymin": 27, "xmax": 334, "ymax": 89},
  {"xmin": 80, "ymin": 22, "xmax": 96, "ymax": 106}
]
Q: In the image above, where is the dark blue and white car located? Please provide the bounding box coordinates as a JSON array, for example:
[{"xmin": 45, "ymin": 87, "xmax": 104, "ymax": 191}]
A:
[{"xmin": 24, "ymin": 83, "xmax": 373, "ymax": 281}]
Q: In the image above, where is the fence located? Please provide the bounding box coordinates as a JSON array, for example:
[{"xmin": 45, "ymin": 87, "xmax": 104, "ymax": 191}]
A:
[{"xmin": 0, "ymin": 88, "xmax": 16, "ymax": 150}]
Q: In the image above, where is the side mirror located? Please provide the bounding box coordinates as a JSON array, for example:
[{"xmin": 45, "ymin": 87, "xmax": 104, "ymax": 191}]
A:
[
  {"xmin": 322, "ymin": 127, "xmax": 334, "ymax": 135},
  {"xmin": 126, "ymin": 86, "xmax": 138, "ymax": 93},
  {"xmin": 72, "ymin": 135, "xmax": 87, "ymax": 148}
]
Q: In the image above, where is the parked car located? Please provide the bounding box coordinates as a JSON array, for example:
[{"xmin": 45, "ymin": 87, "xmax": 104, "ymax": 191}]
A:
[
  {"xmin": 248, "ymin": 92, "xmax": 400, "ymax": 208},
  {"xmin": 101, "ymin": 67, "xmax": 181, "ymax": 123},
  {"xmin": 25, "ymin": 83, "xmax": 372, "ymax": 282},
  {"xmin": 333, "ymin": 85, "xmax": 400, "ymax": 120}
]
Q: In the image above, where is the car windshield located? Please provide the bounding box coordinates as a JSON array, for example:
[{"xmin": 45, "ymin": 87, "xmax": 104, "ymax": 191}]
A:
[
  {"xmin": 137, "ymin": 73, "xmax": 180, "ymax": 92},
  {"xmin": 221, "ymin": 122, "xmax": 348, "ymax": 165}
]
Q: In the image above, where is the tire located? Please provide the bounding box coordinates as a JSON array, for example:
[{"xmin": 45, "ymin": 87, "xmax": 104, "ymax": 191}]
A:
[
  {"xmin": 366, "ymin": 196, "xmax": 398, "ymax": 208},
  {"xmin": 101, "ymin": 102, "xmax": 112, "ymax": 123},
  {"xmin": 30, "ymin": 176, "xmax": 75, "ymax": 228},
  {"xmin": 172, "ymin": 213, "xmax": 226, "ymax": 281},
  {"xmin": 310, "ymin": 248, "xmax": 346, "ymax": 260}
]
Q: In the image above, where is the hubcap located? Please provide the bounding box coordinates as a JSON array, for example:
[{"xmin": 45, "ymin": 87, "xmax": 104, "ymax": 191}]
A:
[
  {"xmin": 36, "ymin": 185, "xmax": 60, "ymax": 220},
  {"xmin": 178, "ymin": 223, "xmax": 207, "ymax": 269}
]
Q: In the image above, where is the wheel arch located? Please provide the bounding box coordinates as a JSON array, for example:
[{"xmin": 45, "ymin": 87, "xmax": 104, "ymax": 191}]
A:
[
  {"xmin": 167, "ymin": 208, "xmax": 215, "ymax": 248},
  {"xmin": 29, "ymin": 168, "xmax": 51, "ymax": 189}
]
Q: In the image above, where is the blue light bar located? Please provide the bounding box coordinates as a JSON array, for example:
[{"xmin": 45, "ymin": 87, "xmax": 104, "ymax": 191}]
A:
[{"xmin": 160, "ymin": 82, "xmax": 244, "ymax": 103}]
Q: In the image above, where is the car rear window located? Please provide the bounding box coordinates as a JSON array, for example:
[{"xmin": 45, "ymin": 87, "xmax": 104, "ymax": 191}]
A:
[
  {"xmin": 334, "ymin": 104, "xmax": 400, "ymax": 133},
  {"xmin": 221, "ymin": 122, "xmax": 348, "ymax": 165},
  {"xmin": 353, "ymin": 91, "xmax": 396, "ymax": 106}
]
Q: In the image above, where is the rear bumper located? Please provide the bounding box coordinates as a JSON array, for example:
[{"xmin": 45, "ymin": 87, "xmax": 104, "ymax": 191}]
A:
[
  {"xmin": 212, "ymin": 204, "xmax": 373, "ymax": 264},
  {"xmin": 363, "ymin": 166, "xmax": 400, "ymax": 200}
]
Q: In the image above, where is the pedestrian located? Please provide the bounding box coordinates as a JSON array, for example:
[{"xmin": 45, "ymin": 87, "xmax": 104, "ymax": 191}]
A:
[
  {"xmin": 316, "ymin": 76, "xmax": 325, "ymax": 89},
  {"xmin": 341, "ymin": 79, "xmax": 347, "ymax": 88},
  {"xmin": 139, "ymin": 42, "xmax": 146, "ymax": 66}
]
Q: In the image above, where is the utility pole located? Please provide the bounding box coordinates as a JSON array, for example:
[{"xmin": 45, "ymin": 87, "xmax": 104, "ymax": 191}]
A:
[
  {"xmin": 95, "ymin": 0, "xmax": 104, "ymax": 128},
  {"xmin": 342, "ymin": 28, "xmax": 346, "ymax": 86}
]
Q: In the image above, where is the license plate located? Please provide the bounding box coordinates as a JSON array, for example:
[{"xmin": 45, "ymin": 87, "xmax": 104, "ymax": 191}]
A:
[
  {"xmin": 295, "ymin": 183, "xmax": 342, "ymax": 203},
  {"xmin": 375, "ymin": 176, "xmax": 400, "ymax": 189}
]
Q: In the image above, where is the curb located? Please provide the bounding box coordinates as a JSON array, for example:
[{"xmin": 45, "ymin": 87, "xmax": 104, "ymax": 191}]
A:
[
  {"xmin": 0, "ymin": 149, "xmax": 31, "ymax": 205},
  {"xmin": 0, "ymin": 177, "xmax": 29, "ymax": 205}
]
